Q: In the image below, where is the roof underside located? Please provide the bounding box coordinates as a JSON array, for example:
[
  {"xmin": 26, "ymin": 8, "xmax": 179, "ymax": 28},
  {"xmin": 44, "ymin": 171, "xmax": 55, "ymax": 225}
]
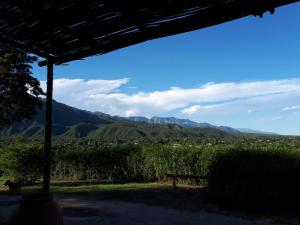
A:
[{"xmin": 0, "ymin": 0, "xmax": 299, "ymax": 66}]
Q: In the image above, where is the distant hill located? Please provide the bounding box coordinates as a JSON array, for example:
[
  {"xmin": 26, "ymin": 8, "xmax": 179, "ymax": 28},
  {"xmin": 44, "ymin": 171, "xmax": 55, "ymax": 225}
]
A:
[
  {"xmin": 126, "ymin": 116, "xmax": 215, "ymax": 128},
  {"xmin": 0, "ymin": 100, "xmax": 276, "ymax": 140},
  {"xmin": 120, "ymin": 116, "xmax": 274, "ymax": 135},
  {"xmin": 0, "ymin": 100, "xmax": 233, "ymax": 140},
  {"xmin": 120, "ymin": 116, "xmax": 230, "ymax": 130},
  {"xmin": 0, "ymin": 100, "xmax": 112, "ymax": 138},
  {"xmin": 236, "ymin": 128, "xmax": 278, "ymax": 135}
]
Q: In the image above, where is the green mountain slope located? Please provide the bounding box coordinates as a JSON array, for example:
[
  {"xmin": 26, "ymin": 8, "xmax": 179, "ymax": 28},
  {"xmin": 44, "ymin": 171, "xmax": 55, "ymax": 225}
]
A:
[
  {"xmin": 87, "ymin": 122, "xmax": 230, "ymax": 141},
  {"xmin": 0, "ymin": 100, "xmax": 112, "ymax": 138},
  {"xmin": 0, "ymin": 100, "xmax": 234, "ymax": 141}
]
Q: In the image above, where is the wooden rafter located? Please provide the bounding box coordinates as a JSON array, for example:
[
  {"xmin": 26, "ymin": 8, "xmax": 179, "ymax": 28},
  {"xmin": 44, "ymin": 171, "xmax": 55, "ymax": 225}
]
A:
[{"xmin": 0, "ymin": 0, "xmax": 298, "ymax": 66}]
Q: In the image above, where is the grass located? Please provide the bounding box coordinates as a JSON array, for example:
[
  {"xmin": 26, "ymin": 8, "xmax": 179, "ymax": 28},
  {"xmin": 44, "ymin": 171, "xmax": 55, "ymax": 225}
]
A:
[
  {"xmin": 0, "ymin": 176, "xmax": 9, "ymax": 183},
  {"xmin": 54, "ymin": 182, "xmax": 212, "ymax": 211},
  {"xmin": 1, "ymin": 179, "xmax": 299, "ymax": 224},
  {"xmin": 0, "ymin": 176, "xmax": 9, "ymax": 192},
  {"xmin": 0, "ymin": 180, "xmax": 213, "ymax": 212}
]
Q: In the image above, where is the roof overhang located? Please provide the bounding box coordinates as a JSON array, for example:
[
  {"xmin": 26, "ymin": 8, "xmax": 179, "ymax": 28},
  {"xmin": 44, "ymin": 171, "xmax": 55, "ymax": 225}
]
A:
[{"xmin": 0, "ymin": 0, "xmax": 299, "ymax": 66}]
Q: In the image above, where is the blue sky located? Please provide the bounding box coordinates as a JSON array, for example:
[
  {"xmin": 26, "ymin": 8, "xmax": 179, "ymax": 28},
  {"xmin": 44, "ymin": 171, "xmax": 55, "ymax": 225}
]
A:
[{"xmin": 33, "ymin": 3, "xmax": 300, "ymax": 135}]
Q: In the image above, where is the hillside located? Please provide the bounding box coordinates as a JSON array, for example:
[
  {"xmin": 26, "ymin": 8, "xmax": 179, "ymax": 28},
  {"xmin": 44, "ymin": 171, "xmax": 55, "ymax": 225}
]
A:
[
  {"xmin": 0, "ymin": 100, "xmax": 233, "ymax": 141},
  {"xmin": 0, "ymin": 101, "xmax": 112, "ymax": 138},
  {"xmin": 117, "ymin": 116, "xmax": 273, "ymax": 135}
]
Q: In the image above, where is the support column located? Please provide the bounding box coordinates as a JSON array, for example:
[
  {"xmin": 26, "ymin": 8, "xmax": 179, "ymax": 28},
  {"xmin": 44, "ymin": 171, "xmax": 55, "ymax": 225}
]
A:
[{"xmin": 42, "ymin": 61, "xmax": 53, "ymax": 193}]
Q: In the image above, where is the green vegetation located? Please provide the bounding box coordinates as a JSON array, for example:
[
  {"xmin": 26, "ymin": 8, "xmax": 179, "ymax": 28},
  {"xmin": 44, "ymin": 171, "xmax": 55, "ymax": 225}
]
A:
[
  {"xmin": 0, "ymin": 141, "xmax": 43, "ymax": 184},
  {"xmin": 0, "ymin": 137, "xmax": 300, "ymax": 213},
  {"xmin": 208, "ymin": 147, "xmax": 300, "ymax": 211},
  {"xmin": 0, "ymin": 100, "xmax": 237, "ymax": 140},
  {"xmin": 0, "ymin": 136, "xmax": 300, "ymax": 215},
  {"xmin": 0, "ymin": 41, "xmax": 44, "ymax": 126}
]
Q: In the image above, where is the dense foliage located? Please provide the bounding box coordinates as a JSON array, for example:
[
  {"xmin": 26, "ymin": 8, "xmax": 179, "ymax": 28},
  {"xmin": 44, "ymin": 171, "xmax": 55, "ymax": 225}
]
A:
[
  {"xmin": 52, "ymin": 143, "xmax": 139, "ymax": 181},
  {"xmin": 0, "ymin": 136, "xmax": 299, "ymax": 210},
  {"xmin": 0, "ymin": 141, "xmax": 43, "ymax": 183},
  {"xmin": 0, "ymin": 42, "xmax": 44, "ymax": 126},
  {"xmin": 207, "ymin": 146, "xmax": 300, "ymax": 211}
]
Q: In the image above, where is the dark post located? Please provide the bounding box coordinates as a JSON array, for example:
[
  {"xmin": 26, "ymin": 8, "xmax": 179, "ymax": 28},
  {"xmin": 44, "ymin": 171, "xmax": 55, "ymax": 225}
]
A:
[
  {"xmin": 42, "ymin": 61, "xmax": 54, "ymax": 193},
  {"xmin": 173, "ymin": 176, "xmax": 177, "ymax": 189}
]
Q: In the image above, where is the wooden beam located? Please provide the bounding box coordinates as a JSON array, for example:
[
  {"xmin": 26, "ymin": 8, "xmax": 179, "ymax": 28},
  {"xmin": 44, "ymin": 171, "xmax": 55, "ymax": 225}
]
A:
[
  {"xmin": 0, "ymin": 34, "xmax": 52, "ymax": 60},
  {"xmin": 34, "ymin": 0, "xmax": 300, "ymax": 66}
]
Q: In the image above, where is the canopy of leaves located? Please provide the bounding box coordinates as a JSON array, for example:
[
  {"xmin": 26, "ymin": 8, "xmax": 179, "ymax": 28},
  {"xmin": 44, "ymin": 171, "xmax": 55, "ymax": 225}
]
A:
[
  {"xmin": 0, "ymin": 141, "xmax": 44, "ymax": 183},
  {"xmin": 0, "ymin": 42, "xmax": 44, "ymax": 126}
]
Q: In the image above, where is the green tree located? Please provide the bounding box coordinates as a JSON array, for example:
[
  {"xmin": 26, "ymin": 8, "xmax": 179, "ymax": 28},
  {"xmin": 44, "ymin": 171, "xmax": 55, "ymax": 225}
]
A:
[
  {"xmin": 0, "ymin": 141, "xmax": 44, "ymax": 183},
  {"xmin": 0, "ymin": 42, "xmax": 44, "ymax": 126}
]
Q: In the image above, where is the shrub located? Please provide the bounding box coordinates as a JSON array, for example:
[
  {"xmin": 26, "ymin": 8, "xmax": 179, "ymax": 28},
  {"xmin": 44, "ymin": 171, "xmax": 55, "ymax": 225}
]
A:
[
  {"xmin": 138, "ymin": 144, "xmax": 205, "ymax": 181},
  {"xmin": 52, "ymin": 143, "xmax": 139, "ymax": 181},
  {"xmin": 1, "ymin": 139, "xmax": 300, "ymax": 212},
  {"xmin": 208, "ymin": 147, "xmax": 300, "ymax": 211},
  {"xmin": 0, "ymin": 142, "xmax": 43, "ymax": 184}
]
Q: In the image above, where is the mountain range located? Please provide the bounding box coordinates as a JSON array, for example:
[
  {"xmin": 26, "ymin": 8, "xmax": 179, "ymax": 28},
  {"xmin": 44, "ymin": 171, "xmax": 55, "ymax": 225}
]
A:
[
  {"xmin": 122, "ymin": 116, "xmax": 277, "ymax": 135},
  {"xmin": 0, "ymin": 100, "xmax": 276, "ymax": 140}
]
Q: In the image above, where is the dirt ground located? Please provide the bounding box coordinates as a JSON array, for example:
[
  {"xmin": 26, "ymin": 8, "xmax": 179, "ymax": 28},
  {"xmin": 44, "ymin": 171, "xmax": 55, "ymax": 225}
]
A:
[{"xmin": 0, "ymin": 195, "xmax": 295, "ymax": 225}]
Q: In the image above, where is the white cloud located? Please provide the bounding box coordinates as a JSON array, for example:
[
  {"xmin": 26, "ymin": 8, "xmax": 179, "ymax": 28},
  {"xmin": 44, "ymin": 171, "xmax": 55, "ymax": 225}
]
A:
[
  {"xmin": 282, "ymin": 105, "xmax": 300, "ymax": 111},
  {"xmin": 181, "ymin": 105, "xmax": 219, "ymax": 116},
  {"xmin": 41, "ymin": 78, "xmax": 128, "ymax": 95},
  {"xmin": 40, "ymin": 78, "xmax": 129, "ymax": 110},
  {"xmin": 41, "ymin": 78, "xmax": 300, "ymax": 117}
]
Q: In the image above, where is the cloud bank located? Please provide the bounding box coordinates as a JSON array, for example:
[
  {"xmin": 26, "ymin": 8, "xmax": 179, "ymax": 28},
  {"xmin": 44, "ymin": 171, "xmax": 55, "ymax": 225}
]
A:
[{"xmin": 41, "ymin": 78, "xmax": 300, "ymax": 118}]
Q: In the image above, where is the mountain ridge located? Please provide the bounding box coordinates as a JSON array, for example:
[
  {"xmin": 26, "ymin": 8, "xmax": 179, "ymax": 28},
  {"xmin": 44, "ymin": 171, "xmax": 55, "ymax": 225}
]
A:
[
  {"xmin": 0, "ymin": 100, "xmax": 277, "ymax": 140},
  {"xmin": 112, "ymin": 115, "xmax": 276, "ymax": 135}
]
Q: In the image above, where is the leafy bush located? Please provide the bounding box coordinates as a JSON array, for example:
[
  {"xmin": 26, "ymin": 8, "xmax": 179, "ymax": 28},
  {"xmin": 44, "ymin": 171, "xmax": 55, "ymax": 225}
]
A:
[
  {"xmin": 0, "ymin": 142, "xmax": 43, "ymax": 184},
  {"xmin": 136, "ymin": 144, "xmax": 206, "ymax": 181},
  {"xmin": 1, "ymin": 138, "xmax": 300, "ymax": 212},
  {"xmin": 207, "ymin": 146, "xmax": 300, "ymax": 211},
  {"xmin": 52, "ymin": 143, "xmax": 138, "ymax": 181}
]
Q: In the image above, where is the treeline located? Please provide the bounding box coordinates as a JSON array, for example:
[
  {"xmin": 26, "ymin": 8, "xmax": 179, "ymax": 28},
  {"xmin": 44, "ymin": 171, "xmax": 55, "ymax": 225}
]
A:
[
  {"xmin": 0, "ymin": 140, "xmax": 300, "ymax": 211},
  {"xmin": 52, "ymin": 143, "xmax": 217, "ymax": 182}
]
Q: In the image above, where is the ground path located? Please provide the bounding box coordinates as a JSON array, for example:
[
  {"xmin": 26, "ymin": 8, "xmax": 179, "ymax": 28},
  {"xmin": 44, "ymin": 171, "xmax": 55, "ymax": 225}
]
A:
[{"xmin": 0, "ymin": 195, "xmax": 292, "ymax": 225}]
